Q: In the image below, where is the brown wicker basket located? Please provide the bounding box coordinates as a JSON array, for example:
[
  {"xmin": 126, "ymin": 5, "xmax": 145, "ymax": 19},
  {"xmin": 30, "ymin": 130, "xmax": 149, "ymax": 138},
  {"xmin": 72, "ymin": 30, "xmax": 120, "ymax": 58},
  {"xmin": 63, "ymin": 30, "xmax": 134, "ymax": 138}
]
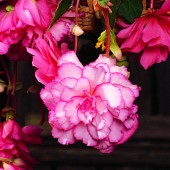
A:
[{"xmin": 72, "ymin": 0, "xmax": 96, "ymax": 33}]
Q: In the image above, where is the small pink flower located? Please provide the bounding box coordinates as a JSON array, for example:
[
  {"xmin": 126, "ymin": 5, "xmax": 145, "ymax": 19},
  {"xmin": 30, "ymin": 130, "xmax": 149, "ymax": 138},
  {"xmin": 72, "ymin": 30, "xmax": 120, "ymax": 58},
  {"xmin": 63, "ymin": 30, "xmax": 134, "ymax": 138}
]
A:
[
  {"xmin": 117, "ymin": 0, "xmax": 170, "ymax": 69},
  {"xmin": 0, "ymin": 3, "xmax": 25, "ymax": 55},
  {"xmin": 41, "ymin": 52, "xmax": 140, "ymax": 153},
  {"xmin": 0, "ymin": 119, "xmax": 42, "ymax": 170},
  {"xmin": 49, "ymin": 18, "xmax": 74, "ymax": 42},
  {"xmin": 15, "ymin": 0, "xmax": 52, "ymax": 27},
  {"xmin": 27, "ymin": 33, "xmax": 62, "ymax": 85}
]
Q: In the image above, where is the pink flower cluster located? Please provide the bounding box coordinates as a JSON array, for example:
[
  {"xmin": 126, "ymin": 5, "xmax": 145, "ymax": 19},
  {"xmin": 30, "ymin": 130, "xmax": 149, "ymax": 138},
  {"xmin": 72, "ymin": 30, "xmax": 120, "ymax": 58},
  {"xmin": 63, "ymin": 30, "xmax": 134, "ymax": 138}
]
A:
[
  {"xmin": 0, "ymin": 0, "xmax": 75, "ymax": 59},
  {"xmin": 117, "ymin": 0, "xmax": 170, "ymax": 69},
  {"xmin": 0, "ymin": 119, "xmax": 42, "ymax": 170},
  {"xmin": 40, "ymin": 49, "xmax": 140, "ymax": 153}
]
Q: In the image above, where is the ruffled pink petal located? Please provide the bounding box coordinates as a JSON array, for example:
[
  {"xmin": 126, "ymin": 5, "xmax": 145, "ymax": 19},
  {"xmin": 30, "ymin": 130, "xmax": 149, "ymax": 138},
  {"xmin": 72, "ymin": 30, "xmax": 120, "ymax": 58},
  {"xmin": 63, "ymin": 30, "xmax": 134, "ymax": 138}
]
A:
[
  {"xmin": 118, "ymin": 115, "xmax": 139, "ymax": 144},
  {"xmin": 94, "ymin": 140, "xmax": 116, "ymax": 153},
  {"xmin": 58, "ymin": 51, "xmax": 83, "ymax": 68},
  {"xmin": 74, "ymin": 123, "xmax": 97, "ymax": 146},
  {"xmin": 94, "ymin": 83, "xmax": 122, "ymax": 108},
  {"xmin": 52, "ymin": 128, "xmax": 76, "ymax": 145},
  {"xmin": 64, "ymin": 97, "xmax": 81, "ymax": 124},
  {"xmin": 49, "ymin": 19, "xmax": 73, "ymax": 41},
  {"xmin": 109, "ymin": 119, "xmax": 124, "ymax": 143},
  {"xmin": 116, "ymin": 85, "xmax": 135, "ymax": 107},
  {"xmin": 49, "ymin": 102, "xmax": 73, "ymax": 130},
  {"xmin": 82, "ymin": 65, "xmax": 110, "ymax": 88},
  {"xmin": 61, "ymin": 78, "xmax": 90, "ymax": 101},
  {"xmin": 58, "ymin": 62, "xmax": 82, "ymax": 79}
]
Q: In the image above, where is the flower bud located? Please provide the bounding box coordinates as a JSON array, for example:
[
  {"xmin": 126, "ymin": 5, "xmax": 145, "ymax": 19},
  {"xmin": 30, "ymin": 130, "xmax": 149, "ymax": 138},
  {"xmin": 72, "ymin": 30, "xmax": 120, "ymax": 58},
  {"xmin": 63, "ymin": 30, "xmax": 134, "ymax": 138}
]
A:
[{"xmin": 72, "ymin": 25, "xmax": 84, "ymax": 36}]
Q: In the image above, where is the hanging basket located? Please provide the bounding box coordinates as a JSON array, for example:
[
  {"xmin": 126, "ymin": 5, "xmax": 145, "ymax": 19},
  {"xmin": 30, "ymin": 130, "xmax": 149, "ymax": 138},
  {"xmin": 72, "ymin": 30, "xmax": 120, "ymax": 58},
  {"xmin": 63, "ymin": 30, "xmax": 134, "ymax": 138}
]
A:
[{"xmin": 72, "ymin": 0, "xmax": 96, "ymax": 33}]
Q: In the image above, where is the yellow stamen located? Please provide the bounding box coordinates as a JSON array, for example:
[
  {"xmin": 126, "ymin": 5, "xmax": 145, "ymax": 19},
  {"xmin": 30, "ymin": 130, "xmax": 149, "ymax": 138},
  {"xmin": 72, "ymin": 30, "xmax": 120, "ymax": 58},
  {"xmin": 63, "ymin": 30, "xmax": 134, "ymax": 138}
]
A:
[{"xmin": 95, "ymin": 41, "xmax": 106, "ymax": 51}]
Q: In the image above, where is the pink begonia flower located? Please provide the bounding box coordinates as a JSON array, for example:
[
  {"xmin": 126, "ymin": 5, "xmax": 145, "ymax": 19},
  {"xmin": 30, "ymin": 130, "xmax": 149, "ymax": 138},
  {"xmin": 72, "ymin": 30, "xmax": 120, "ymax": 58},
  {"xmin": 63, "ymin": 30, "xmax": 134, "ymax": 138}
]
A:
[
  {"xmin": 117, "ymin": 0, "xmax": 170, "ymax": 69},
  {"xmin": 49, "ymin": 18, "xmax": 75, "ymax": 42},
  {"xmin": 40, "ymin": 51, "xmax": 140, "ymax": 153},
  {"xmin": 27, "ymin": 33, "xmax": 62, "ymax": 85},
  {"xmin": 15, "ymin": 0, "xmax": 52, "ymax": 28},
  {"xmin": 0, "ymin": 3, "xmax": 25, "ymax": 55},
  {"xmin": 22, "ymin": 25, "xmax": 45, "ymax": 48},
  {"xmin": 0, "ymin": 119, "xmax": 42, "ymax": 170}
]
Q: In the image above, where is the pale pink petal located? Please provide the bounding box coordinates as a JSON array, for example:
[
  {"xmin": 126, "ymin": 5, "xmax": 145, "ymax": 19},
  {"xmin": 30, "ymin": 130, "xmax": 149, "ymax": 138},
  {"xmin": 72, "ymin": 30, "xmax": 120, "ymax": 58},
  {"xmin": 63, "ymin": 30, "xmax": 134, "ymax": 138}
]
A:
[
  {"xmin": 74, "ymin": 123, "xmax": 97, "ymax": 146},
  {"xmin": 65, "ymin": 97, "xmax": 81, "ymax": 124},
  {"xmin": 82, "ymin": 65, "xmax": 110, "ymax": 88},
  {"xmin": 94, "ymin": 83, "xmax": 122, "ymax": 108},
  {"xmin": 61, "ymin": 78, "xmax": 91, "ymax": 101},
  {"xmin": 58, "ymin": 63, "xmax": 82, "ymax": 79},
  {"xmin": 109, "ymin": 119, "xmax": 124, "ymax": 143},
  {"xmin": 52, "ymin": 128, "xmax": 76, "ymax": 145},
  {"xmin": 58, "ymin": 51, "xmax": 83, "ymax": 68}
]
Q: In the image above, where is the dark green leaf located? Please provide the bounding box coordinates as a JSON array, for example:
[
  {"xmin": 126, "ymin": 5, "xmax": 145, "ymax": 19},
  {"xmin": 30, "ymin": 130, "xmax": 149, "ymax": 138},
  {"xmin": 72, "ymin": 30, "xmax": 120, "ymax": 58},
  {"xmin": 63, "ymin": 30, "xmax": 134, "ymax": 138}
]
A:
[
  {"xmin": 117, "ymin": 0, "xmax": 143, "ymax": 23},
  {"xmin": 108, "ymin": 0, "xmax": 117, "ymax": 28},
  {"xmin": 49, "ymin": 0, "xmax": 72, "ymax": 28}
]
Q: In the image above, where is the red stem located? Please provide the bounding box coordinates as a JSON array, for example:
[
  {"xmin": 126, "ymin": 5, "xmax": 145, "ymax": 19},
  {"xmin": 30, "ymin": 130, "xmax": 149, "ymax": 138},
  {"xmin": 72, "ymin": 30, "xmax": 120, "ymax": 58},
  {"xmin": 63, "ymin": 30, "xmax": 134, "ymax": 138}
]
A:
[
  {"xmin": 150, "ymin": 0, "xmax": 154, "ymax": 12},
  {"xmin": 102, "ymin": 9, "xmax": 110, "ymax": 57},
  {"xmin": 12, "ymin": 61, "xmax": 17, "ymax": 118},
  {"xmin": 74, "ymin": 0, "xmax": 80, "ymax": 52}
]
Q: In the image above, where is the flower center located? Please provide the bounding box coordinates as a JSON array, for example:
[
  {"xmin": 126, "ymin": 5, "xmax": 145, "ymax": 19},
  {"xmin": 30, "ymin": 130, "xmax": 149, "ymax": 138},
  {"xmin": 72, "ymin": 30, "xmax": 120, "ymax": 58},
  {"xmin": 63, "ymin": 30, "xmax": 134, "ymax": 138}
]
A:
[{"xmin": 78, "ymin": 96, "xmax": 96, "ymax": 124}]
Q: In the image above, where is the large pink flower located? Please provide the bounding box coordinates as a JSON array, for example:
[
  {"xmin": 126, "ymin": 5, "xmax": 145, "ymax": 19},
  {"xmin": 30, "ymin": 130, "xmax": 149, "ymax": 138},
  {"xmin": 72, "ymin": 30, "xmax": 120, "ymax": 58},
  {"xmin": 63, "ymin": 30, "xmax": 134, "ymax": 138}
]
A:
[
  {"xmin": 0, "ymin": 119, "xmax": 42, "ymax": 170},
  {"xmin": 41, "ymin": 52, "xmax": 140, "ymax": 153},
  {"xmin": 117, "ymin": 0, "xmax": 170, "ymax": 69}
]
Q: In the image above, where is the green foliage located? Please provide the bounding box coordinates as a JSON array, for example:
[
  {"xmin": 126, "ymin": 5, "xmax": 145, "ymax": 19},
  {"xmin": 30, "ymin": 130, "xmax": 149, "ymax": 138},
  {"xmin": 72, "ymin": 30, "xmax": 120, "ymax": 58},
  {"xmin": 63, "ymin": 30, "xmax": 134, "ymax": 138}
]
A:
[
  {"xmin": 117, "ymin": 0, "xmax": 143, "ymax": 23},
  {"xmin": 98, "ymin": 0, "xmax": 110, "ymax": 7},
  {"xmin": 109, "ymin": 0, "xmax": 117, "ymax": 28},
  {"xmin": 49, "ymin": 0, "xmax": 72, "ymax": 28}
]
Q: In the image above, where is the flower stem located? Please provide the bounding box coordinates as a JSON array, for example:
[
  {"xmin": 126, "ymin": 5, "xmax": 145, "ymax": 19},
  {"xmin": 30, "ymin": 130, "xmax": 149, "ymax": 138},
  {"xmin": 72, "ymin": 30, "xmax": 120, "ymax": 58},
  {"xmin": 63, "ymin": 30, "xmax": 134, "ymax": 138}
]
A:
[
  {"xmin": 12, "ymin": 61, "xmax": 17, "ymax": 118},
  {"xmin": 150, "ymin": 0, "xmax": 154, "ymax": 12},
  {"xmin": 74, "ymin": 0, "xmax": 80, "ymax": 53},
  {"xmin": 102, "ymin": 9, "xmax": 110, "ymax": 57}
]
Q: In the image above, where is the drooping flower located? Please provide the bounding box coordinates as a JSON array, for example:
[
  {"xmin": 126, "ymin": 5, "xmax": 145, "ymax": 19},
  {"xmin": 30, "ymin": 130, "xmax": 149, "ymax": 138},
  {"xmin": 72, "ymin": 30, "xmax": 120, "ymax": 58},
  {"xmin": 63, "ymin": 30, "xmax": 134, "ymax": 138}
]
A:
[
  {"xmin": 0, "ymin": 119, "xmax": 42, "ymax": 170},
  {"xmin": 14, "ymin": 0, "xmax": 52, "ymax": 28},
  {"xmin": 27, "ymin": 33, "xmax": 62, "ymax": 85},
  {"xmin": 40, "ymin": 51, "xmax": 140, "ymax": 153},
  {"xmin": 0, "ymin": 2, "xmax": 25, "ymax": 55},
  {"xmin": 116, "ymin": 0, "xmax": 170, "ymax": 69}
]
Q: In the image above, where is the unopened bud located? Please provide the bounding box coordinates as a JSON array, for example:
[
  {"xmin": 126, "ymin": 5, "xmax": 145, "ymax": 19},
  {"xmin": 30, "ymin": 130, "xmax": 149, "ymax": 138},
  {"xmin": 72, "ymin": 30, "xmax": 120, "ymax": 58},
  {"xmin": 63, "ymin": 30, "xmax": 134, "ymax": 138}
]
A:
[{"xmin": 72, "ymin": 25, "xmax": 84, "ymax": 36}]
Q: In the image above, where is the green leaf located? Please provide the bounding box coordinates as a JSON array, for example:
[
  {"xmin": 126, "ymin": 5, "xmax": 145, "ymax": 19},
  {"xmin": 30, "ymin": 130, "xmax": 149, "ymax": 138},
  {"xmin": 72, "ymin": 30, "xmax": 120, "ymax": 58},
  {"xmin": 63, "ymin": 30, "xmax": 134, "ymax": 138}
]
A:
[
  {"xmin": 108, "ymin": 0, "xmax": 117, "ymax": 28},
  {"xmin": 49, "ymin": 0, "xmax": 72, "ymax": 28},
  {"xmin": 117, "ymin": 0, "xmax": 143, "ymax": 23},
  {"xmin": 110, "ymin": 30, "xmax": 122, "ymax": 60},
  {"xmin": 99, "ymin": 0, "xmax": 110, "ymax": 7},
  {"xmin": 7, "ymin": 82, "xmax": 22, "ymax": 93}
]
